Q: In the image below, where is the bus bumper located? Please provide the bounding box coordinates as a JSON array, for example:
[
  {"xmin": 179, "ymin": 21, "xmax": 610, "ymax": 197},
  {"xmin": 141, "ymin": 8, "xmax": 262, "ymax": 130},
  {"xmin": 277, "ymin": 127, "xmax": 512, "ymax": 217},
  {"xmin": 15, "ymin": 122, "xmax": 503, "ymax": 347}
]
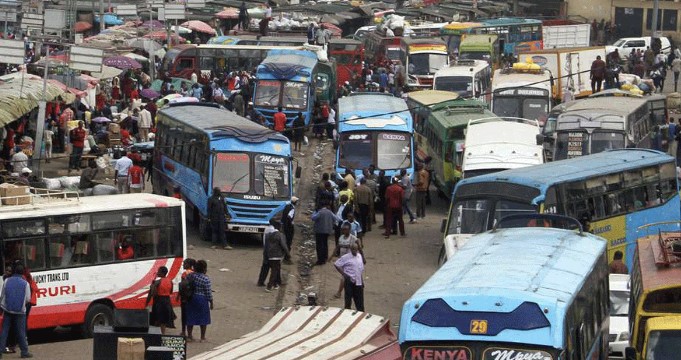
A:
[{"xmin": 228, "ymin": 223, "xmax": 267, "ymax": 233}]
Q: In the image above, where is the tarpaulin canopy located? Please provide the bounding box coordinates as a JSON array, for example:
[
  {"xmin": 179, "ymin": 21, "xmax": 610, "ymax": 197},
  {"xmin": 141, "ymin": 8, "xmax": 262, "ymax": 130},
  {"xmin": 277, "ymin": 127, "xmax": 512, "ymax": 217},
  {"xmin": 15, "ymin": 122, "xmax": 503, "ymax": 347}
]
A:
[{"xmin": 0, "ymin": 72, "xmax": 68, "ymax": 127}]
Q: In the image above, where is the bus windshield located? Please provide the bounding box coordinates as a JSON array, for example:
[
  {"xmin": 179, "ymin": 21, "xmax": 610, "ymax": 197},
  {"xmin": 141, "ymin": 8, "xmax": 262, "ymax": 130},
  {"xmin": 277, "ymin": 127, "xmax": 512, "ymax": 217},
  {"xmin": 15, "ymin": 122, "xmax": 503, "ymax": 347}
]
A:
[
  {"xmin": 254, "ymin": 154, "xmax": 290, "ymax": 199},
  {"xmin": 254, "ymin": 80, "xmax": 281, "ymax": 107},
  {"xmin": 339, "ymin": 133, "xmax": 373, "ymax": 170},
  {"xmin": 434, "ymin": 76, "xmax": 472, "ymax": 95},
  {"xmin": 493, "ymin": 96, "xmax": 549, "ymax": 120},
  {"xmin": 409, "ymin": 53, "xmax": 448, "ymax": 75},
  {"xmin": 377, "ymin": 132, "xmax": 411, "ymax": 170},
  {"xmin": 555, "ymin": 131, "xmax": 625, "ymax": 160},
  {"xmin": 459, "ymin": 51, "xmax": 491, "ymax": 61},
  {"xmin": 646, "ymin": 330, "xmax": 681, "ymax": 360},
  {"xmin": 448, "ymin": 198, "xmax": 536, "ymax": 234},
  {"xmin": 213, "ymin": 153, "xmax": 251, "ymax": 193},
  {"xmin": 282, "ymin": 81, "xmax": 308, "ymax": 110},
  {"xmin": 592, "ymin": 131, "xmax": 626, "ymax": 153}
]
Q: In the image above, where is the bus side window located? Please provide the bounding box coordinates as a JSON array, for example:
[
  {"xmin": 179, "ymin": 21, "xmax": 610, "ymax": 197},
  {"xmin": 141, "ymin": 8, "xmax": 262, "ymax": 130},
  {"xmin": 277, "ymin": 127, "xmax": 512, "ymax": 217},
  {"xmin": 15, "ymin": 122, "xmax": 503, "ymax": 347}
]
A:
[
  {"xmin": 177, "ymin": 58, "xmax": 193, "ymax": 72},
  {"xmin": 94, "ymin": 233, "xmax": 114, "ymax": 263},
  {"xmin": 72, "ymin": 235, "xmax": 93, "ymax": 265},
  {"xmin": 24, "ymin": 238, "xmax": 46, "ymax": 271}
]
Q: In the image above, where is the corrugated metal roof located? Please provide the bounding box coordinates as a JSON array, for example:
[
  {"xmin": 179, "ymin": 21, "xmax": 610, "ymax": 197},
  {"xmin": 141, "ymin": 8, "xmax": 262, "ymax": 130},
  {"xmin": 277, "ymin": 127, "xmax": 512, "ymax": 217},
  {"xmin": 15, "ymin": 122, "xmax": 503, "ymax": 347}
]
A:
[
  {"xmin": 191, "ymin": 306, "xmax": 399, "ymax": 360},
  {"xmin": 0, "ymin": 72, "xmax": 67, "ymax": 127}
]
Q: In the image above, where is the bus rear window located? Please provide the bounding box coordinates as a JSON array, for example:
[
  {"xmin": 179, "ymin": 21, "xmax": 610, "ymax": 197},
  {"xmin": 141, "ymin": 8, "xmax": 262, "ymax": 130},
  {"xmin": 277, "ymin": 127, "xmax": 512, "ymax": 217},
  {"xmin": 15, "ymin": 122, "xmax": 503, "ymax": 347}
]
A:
[
  {"xmin": 214, "ymin": 153, "xmax": 250, "ymax": 194},
  {"xmin": 643, "ymin": 288, "xmax": 681, "ymax": 312}
]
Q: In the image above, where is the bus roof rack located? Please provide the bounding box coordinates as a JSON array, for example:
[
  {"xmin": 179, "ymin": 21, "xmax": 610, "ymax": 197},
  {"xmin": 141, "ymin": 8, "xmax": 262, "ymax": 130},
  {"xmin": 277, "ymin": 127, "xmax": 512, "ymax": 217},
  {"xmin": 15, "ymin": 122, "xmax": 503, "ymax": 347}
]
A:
[
  {"xmin": 0, "ymin": 187, "xmax": 80, "ymax": 212},
  {"xmin": 651, "ymin": 229, "xmax": 681, "ymax": 267}
]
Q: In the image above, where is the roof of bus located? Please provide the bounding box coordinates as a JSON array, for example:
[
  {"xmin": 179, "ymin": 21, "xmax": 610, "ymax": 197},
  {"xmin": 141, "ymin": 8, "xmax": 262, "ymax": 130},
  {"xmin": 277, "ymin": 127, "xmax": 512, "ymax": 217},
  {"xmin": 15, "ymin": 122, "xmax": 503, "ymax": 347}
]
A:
[
  {"xmin": 636, "ymin": 235, "xmax": 681, "ymax": 292},
  {"xmin": 480, "ymin": 18, "xmax": 543, "ymax": 26},
  {"xmin": 430, "ymin": 100, "xmax": 494, "ymax": 134},
  {"xmin": 400, "ymin": 37, "xmax": 447, "ymax": 46},
  {"xmin": 556, "ymin": 96, "xmax": 652, "ymax": 115},
  {"xmin": 159, "ymin": 103, "xmax": 289, "ymax": 143},
  {"xmin": 645, "ymin": 315, "xmax": 681, "ymax": 331},
  {"xmin": 259, "ymin": 49, "xmax": 318, "ymax": 73},
  {"xmin": 454, "ymin": 149, "xmax": 673, "ymax": 197},
  {"xmin": 440, "ymin": 22, "xmax": 483, "ymax": 31},
  {"xmin": 197, "ymin": 44, "xmax": 303, "ymax": 51},
  {"xmin": 0, "ymin": 193, "xmax": 183, "ymax": 220},
  {"xmin": 338, "ymin": 93, "xmax": 412, "ymax": 132},
  {"xmin": 434, "ymin": 60, "xmax": 489, "ymax": 77},
  {"xmin": 492, "ymin": 69, "xmax": 552, "ymax": 91},
  {"xmin": 400, "ymin": 227, "xmax": 607, "ymax": 347},
  {"xmin": 406, "ymin": 90, "xmax": 459, "ymax": 107},
  {"xmin": 461, "ymin": 34, "xmax": 498, "ymax": 44}
]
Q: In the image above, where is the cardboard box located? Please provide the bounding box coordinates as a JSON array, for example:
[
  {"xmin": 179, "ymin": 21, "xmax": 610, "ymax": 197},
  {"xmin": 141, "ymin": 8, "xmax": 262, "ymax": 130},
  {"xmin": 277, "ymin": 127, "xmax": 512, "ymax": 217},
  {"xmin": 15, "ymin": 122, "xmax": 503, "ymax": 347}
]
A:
[
  {"xmin": 116, "ymin": 337, "xmax": 145, "ymax": 360},
  {"xmin": 109, "ymin": 123, "xmax": 121, "ymax": 134},
  {"xmin": 0, "ymin": 183, "xmax": 30, "ymax": 205}
]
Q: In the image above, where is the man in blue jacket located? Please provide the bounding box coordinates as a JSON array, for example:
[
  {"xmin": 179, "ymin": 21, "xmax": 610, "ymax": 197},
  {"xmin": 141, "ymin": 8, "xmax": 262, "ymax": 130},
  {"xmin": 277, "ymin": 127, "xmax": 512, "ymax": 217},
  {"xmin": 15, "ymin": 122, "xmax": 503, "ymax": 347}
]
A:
[{"xmin": 0, "ymin": 263, "xmax": 32, "ymax": 358}]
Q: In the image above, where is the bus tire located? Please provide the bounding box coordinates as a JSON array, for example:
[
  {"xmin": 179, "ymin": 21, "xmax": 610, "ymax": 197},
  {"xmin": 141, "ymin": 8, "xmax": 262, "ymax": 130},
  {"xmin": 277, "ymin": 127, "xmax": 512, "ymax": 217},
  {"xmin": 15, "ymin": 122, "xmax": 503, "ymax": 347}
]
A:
[{"xmin": 82, "ymin": 303, "xmax": 113, "ymax": 337}]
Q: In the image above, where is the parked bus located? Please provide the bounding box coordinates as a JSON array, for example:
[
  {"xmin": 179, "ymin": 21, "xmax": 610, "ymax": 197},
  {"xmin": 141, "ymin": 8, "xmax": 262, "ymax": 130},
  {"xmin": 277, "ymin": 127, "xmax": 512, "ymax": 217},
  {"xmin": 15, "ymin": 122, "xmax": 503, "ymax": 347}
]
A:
[
  {"xmin": 548, "ymin": 93, "xmax": 667, "ymax": 161},
  {"xmin": 407, "ymin": 91, "xmax": 492, "ymax": 197},
  {"xmin": 433, "ymin": 59, "xmax": 492, "ymax": 103},
  {"xmin": 328, "ymin": 38, "xmax": 364, "ymax": 89},
  {"xmin": 443, "ymin": 149, "xmax": 680, "ymax": 267},
  {"xmin": 0, "ymin": 192, "xmax": 185, "ymax": 336},
  {"xmin": 162, "ymin": 44, "xmax": 303, "ymax": 80},
  {"xmin": 253, "ymin": 48, "xmax": 334, "ymax": 126},
  {"xmin": 206, "ymin": 35, "xmax": 308, "ymax": 46},
  {"xmin": 401, "ymin": 219, "xmax": 609, "ymax": 360},
  {"xmin": 491, "ymin": 66, "xmax": 553, "ymax": 124},
  {"xmin": 458, "ymin": 34, "xmax": 499, "ymax": 67},
  {"xmin": 626, "ymin": 222, "xmax": 681, "ymax": 360},
  {"xmin": 363, "ymin": 31, "xmax": 402, "ymax": 65},
  {"xmin": 441, "ymin": 18, "xmax": 543, "ymax": 57},
  {"xmin": 399, "ymin": 37, "xmax": 449, "ymax": 90},
  {"xmin": 336, "ymin": 93, "xmax": 414, "ymax": 178},
  {"xmin": 462, "ymin": 117, "xmax": 543, "ymax": 179},
  {"xmin": 153, "ymin": 103, "xmax": 297, "ymax": 236}
]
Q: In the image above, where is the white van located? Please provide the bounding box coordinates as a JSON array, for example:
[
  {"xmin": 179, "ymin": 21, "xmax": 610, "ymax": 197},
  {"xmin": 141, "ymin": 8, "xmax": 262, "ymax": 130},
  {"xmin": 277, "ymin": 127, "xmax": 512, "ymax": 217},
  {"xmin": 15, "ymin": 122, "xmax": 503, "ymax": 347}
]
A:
[
  {"xmin": 433, "ymin": 59, "xmax": 491, "ymax": 102},
  {"xmin": 606, "ymin": 36, "xmax": 671, "ymax": 56}
]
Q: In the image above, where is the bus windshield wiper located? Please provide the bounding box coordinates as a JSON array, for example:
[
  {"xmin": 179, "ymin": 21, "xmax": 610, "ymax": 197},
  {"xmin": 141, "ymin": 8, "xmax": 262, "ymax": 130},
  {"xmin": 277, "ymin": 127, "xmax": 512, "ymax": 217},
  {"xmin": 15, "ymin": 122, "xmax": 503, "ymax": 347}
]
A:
[{"xmin": 224, "ymin": 171, "xmax": 250, "ymax": 193}]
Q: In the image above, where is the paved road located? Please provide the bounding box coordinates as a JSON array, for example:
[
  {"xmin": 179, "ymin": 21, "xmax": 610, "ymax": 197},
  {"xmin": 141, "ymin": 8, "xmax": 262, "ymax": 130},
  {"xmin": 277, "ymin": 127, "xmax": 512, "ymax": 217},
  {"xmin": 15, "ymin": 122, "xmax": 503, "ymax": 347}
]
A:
[{"xmin": 23, "ymin": 137, "xmax": 447, "ymax": 359}]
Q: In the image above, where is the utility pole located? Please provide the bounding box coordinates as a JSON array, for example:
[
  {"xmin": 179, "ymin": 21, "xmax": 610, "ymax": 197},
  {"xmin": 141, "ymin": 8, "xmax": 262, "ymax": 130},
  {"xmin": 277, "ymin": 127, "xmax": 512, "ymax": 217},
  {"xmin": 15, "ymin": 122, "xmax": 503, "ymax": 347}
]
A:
[
  {"xmin": 33, "ymin": 46, "xmax": 49, "ymax": 174},
  {"xmin": 651, "ymin": 0, "xmax": 659, "ymax": 37},
  {"xmin": 99, "ymin": 0, "xmax": 104, "ymax": 32}
]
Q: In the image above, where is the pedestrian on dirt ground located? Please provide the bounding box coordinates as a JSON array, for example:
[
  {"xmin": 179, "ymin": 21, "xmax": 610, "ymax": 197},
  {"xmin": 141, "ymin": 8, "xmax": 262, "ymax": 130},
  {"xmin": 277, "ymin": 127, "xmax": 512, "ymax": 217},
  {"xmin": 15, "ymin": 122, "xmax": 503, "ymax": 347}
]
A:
[
  {"xmin": 264, "ymin": 221, "xmax": 290, "ymax": 292},
  {"xmin": 177, "ymin": 258, "xmax": 195, "ymax": 338},
  {"xmin": 0, "ymin": 262, "xmax": 33, "ymax": 359},
  {"xmin": 207, "ymin": 187, "xmax": 233, "ymax": 250},
  {"xmin": 672, "ymin": 55, "xmax": 681, "ymax": 92},
  {"xmin": 399, "ymin": 169, "xmax": 417, "ymax": 223},
  {"xmin": 413, "ymin": 163, "xmax": 430, "ymax": 219},
  {"xmin": 353, "ymin": 177, "xmax": 373, "ymax": 233},
  {"xmin": 311, "ymin": 203, "xmax": 339, "ymax": 265},
  {"xmin": 258, "ymin": 220, "xmax": 279, "ymax": 286},
  {"xmin": 282, "ymin": 197, "xmax": 298, "ymax": 264},
  {"xmin": 292, "ymin": 112, "xmax": 305, "ymax": 152},
  {"xmin": 185, "ymin": 260, "xmax": 212, "ymax": 343},
  {"xmin": 334, "ymin": 243, "xmax": 365, "ymax": 312},
  {"xmin": 273, "ymin": 107, "xmax": 286, "ymax": 133},
  {"xmin": 334, "ymin": 194, "xmax": 353, "ymax": 245},
  {"xmin": 315, "ymin": 180, "xmax": 335, "ymax": 211},
  {"xmin": 146, "ymin": 266, "xmax": 175, "ymax": 335},
  {"xmin": 330, "ymin": 223, "xmax": 361, "ymax": 299},
  {"xmin": 383, "ymin": 177, "xmax": 405, "ymax": 239}
]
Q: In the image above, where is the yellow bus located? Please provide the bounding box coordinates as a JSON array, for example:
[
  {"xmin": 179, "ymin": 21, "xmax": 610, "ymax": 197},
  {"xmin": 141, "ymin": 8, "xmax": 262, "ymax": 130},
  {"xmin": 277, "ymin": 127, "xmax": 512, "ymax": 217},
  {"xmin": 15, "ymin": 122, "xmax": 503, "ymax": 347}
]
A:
[{"xmin": 626, "ymin": 222, "xmax": 681, "ymax": 359}]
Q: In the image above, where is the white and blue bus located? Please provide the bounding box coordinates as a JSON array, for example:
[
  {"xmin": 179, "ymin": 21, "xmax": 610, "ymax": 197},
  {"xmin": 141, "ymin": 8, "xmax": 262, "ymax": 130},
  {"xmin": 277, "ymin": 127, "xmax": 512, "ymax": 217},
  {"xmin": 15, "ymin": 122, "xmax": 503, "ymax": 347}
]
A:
[
  {"xmin": 336, "ymin": 93, "xmax": 414, "ymax": 178},
  {"xmin": 153, "ymin": 103, "xmax": 298, "ymax": 237},
  {"xmin": 400, "ymin": 216, "xmax": 609, "ymax": 360}
]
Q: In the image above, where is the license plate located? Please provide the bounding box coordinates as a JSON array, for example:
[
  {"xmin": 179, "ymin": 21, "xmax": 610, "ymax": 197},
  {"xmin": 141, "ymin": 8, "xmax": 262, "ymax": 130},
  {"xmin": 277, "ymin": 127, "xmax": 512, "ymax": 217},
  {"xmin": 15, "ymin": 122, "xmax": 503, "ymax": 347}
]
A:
[{"xmin": 237, "ymin": 226, "xmax": 259, "ymax": 233}]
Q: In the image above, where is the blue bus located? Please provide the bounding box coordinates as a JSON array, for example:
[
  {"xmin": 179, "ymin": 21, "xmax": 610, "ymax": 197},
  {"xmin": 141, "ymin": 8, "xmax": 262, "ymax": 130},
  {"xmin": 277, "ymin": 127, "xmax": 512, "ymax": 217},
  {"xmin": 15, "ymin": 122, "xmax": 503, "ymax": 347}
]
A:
[
  {"xmin": 336, "ymin": 93, "xmax": 414, "ymax": 178},
  {"xmin": 443, "ymin": 149, "xmax": 680, "ymax": 268},
  {"xmin": 400, "ymin": 221, "xmax": 609, "ymax": 360},
  {"xmin": 153, "ymin": 103, "xmax": 298, "ymax": 237},
  {"xmin": 253, "ymin": 49, "xmax": 323, "ymax": 127}
]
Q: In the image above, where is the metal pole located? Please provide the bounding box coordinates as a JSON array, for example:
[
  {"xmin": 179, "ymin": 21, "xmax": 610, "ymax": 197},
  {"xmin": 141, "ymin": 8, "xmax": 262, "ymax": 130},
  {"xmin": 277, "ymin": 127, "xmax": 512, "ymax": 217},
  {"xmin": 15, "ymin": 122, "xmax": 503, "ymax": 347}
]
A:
[
  {"xmin": 33, "ymin": 46, "xmax": 49, "ymax": 173},
  {"xmin": 149, "ymin": 4, "xmax": 155, "ymax": 81},
  {"xmin": 99, "ymin": 0, "xmax": 104, "ymax": 32},
  {"xmin": 651, "ymin": 0, "xmax": 659, "ymax": 38}
]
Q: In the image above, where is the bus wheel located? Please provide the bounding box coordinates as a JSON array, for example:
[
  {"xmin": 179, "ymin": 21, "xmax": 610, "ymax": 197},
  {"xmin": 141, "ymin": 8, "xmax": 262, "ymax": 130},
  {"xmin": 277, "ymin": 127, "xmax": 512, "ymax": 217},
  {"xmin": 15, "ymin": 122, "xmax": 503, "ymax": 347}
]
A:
[
  {"xmin": 199, "ymin": 217, "xmax": 211, "ymax": 242},
  {"xmin": 82, "ymin": 303, "xmax": 113, "ymax": 337}
]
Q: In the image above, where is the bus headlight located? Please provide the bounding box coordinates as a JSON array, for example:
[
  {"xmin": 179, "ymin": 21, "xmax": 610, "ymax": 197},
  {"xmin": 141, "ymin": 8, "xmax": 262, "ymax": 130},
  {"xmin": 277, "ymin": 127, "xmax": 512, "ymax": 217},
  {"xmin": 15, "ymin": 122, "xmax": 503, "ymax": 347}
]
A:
[{"xmin": 619, "ymin": 331, "xmax": 629, "ymax": 341}]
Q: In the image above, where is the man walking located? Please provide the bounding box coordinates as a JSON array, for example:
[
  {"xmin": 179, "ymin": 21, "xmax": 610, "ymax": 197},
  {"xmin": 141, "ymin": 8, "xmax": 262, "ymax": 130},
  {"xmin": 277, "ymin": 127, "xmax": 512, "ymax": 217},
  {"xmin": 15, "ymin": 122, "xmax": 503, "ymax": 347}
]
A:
[
  {"xmin": 282, "ymin": 197, "xmax": 298, "ymax": 264},
  {"xmin": 672, "ymin": 55, "xmax": 681, "ymax": 92},
  {"xmin": 399, "ymin": 169, "xmax": 416, "ymax": 223},
  {"xmin": 264, "ymin": 221, "xmax": 290, "ymax": 292},
  {"xmin": 334, "ymin": 243, "xmax": 364, "ymax": 312},
  {"xmin": 138, "ymin": 105, "xmax": 152, "ymax": 142},
  {"xmin": 590, "ymin": 55, "xmax": 606, "ymax": 94},
  {"xmin": 0, "ymin": 262, "xmax": 33, "ymax": 359},
  {"xmin": 311, "ymin": 203, "xmax": 338, "ymax": 265},
  {"xmin": 69, "ymin": 121, "xmax": 86, "ymax": 172},
  {"xmin": 413, "ymin": 164, "xmax": 429, "ymax": 219},
  {"xmin": 273, "ymin": 107, "xmax": 287, "ymax": 133},
  {"xmin": 207, "ymin": 188, "xmax": 233, "ymax": 250},
  {"xmin": 353, "ymin": 178, "xmax": 373, "ymax": 233},
  {"xmin": 114, "ymin": 152, "xmax": 133, "ymax": 194},
  {"xmin": 383, "ymin": 177, "xmax": 405, "ymax": 239}
]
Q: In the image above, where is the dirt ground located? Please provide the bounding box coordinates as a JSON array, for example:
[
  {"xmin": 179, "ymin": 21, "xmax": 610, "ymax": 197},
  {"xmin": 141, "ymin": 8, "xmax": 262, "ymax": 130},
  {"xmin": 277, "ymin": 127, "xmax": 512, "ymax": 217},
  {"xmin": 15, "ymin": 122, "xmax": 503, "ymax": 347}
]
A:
[{"xmin": 24, "ymin": 137, "xmax": 446, "ymax": 359}]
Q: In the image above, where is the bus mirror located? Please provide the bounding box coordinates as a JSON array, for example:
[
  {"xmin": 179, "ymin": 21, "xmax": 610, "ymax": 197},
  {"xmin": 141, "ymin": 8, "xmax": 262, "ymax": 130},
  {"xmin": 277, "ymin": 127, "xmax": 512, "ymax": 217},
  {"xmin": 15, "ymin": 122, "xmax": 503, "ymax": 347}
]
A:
[
  {"xmin": 440, "ymin": 219, "xmax": 446, "ymax": 233},
  {"xmin": 624, "ymin": 347, "xmax": 636, "ymax": 360},
  {"xmin": 295, "ymin": 166, "xmax": 302, "ymax": 179},
  {"xmin": 549, "ymin": 75, "xmax": 555, "ymax": 87},
  {"xmin": 536, "ymin": 134, "xmax": 544, "ymax": 145}
]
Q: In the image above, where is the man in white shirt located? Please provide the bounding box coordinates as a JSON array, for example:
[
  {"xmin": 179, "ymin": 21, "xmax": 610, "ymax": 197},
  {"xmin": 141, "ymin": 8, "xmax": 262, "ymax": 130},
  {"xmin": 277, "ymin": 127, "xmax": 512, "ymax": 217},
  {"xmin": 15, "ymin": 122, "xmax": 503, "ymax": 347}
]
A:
[
  {"xmin": 334, "ymin": 243, "xmax": 364, "ymax": 311},
  {"xmin": 114, "ymin": 153, "xmax": 133, "ymax": 194},
  {"xmin": 138, "ymin": 105, "xmax": 153, "ymax": 142},
  {"xmin": 327, "ymin": 106, "xmax": 336, "ymax": 140},
  {"xmin": 10, "ymin": 147, "xmax": 28, "ymax": 173}
]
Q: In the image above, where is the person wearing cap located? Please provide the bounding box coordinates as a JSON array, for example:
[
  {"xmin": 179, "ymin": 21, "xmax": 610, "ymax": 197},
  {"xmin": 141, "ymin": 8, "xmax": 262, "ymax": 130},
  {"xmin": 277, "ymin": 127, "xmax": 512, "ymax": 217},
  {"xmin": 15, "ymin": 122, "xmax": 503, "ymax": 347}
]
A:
[
  {"xmin": 281, "ymin": 197, "xmax": 298, "ymax": 264},
  {"xmin": 16, "ymin": 167, "xmax": 32, "ymax": 186}
]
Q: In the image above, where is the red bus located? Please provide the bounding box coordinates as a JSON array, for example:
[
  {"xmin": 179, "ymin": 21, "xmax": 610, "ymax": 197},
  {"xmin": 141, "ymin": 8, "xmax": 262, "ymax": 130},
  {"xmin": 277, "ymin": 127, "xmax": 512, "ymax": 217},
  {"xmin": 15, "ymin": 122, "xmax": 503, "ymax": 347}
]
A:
[{"xmin": 328, "ymin": 38, "xmax": 364, "ymax": 89}]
